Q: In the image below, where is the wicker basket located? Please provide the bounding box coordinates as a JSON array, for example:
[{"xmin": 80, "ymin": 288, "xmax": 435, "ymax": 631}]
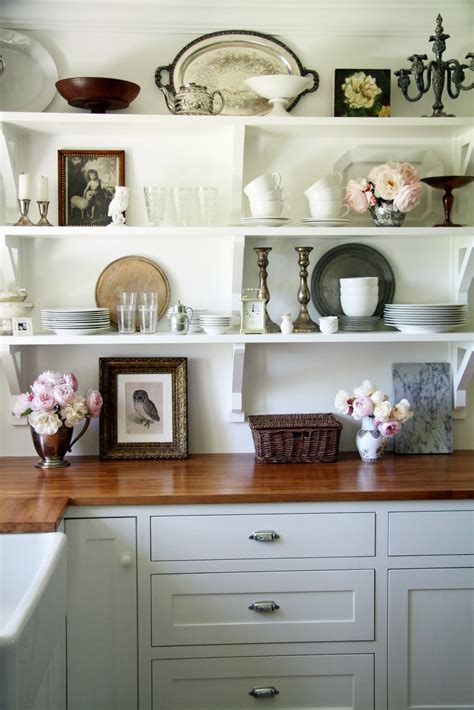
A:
[{"xmin": 248, "ymin": 413, "xmax": 342, "ymax": 464}]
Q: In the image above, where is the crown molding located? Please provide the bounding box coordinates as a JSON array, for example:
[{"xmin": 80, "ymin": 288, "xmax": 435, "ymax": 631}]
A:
[{"xmin": 1, "ymin": 0, "xmax": 473, "ymax": 36}]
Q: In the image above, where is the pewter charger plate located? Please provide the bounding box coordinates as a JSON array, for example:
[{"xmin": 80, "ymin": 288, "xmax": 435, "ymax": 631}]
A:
[
  {"xmin": 311, "ymin": 244, "xmax": 395, "ymax": 317},
  {"xmin": 155, "ymin": 30, "xmax": 318, "ymax": 116}
]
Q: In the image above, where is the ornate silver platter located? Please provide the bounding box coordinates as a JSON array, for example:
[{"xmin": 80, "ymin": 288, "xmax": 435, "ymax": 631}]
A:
[{"xmin": 155, "ymin": 30, "xmax": 319, "ymax": 116}]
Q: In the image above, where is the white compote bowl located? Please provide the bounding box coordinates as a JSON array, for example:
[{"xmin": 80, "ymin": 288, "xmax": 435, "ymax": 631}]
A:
[{"xmin": 244, "ymin": 75, "xmax": 313, "ymax": 116}]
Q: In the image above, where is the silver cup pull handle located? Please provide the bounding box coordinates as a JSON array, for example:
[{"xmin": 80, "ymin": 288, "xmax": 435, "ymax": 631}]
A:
[
  {"xmin": 249, "ymin": 687, "xmax": 280, "ymax": 698},
  {"xmin": 249, "ymin": 530, "xmax": 280, "ymax": 542},
  {"xmin": 249, "ymin": 600, "xmax": 280, "ymax": 613}
]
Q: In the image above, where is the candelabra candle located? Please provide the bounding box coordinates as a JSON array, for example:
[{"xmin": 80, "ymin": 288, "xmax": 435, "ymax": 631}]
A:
[
  {"xmin": 395, "ymin": 14, "xmax": 473, "ymax": 117},
  {"xmin": 13, "ymin": 199, "xmax": 34, "ymax": 226},
  {"xmin": 37, "ymin": 201, "xmax": 53, "ymax": 226},
  {"xmin": 253, "ymin": 246, "xmax": 279, "ymax": 333},
  {"xmin": 293, "ymin": 246, "xmax": 319, "ymax": 332}
]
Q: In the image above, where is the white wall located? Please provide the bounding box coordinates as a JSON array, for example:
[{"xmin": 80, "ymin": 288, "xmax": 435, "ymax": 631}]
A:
[{"xmin": 0, "ymin": 1, "xmax": 473, "ymax": 455}]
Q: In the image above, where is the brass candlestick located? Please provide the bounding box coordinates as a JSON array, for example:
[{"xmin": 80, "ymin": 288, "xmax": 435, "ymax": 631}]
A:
[
  {"xmin": 253, "ymin": 246, "xmax": 279, "ymax": 333},
  {"xmin": 36, "ymin": 200, "xmax": 53, "ymax": 226},
  {"xmin": 13, "ymin": 199, "xmax": 34, "ymax": 226},
  {"xmin": 293, "ymin": 246, "xmax": 319, "ymax": 332}
]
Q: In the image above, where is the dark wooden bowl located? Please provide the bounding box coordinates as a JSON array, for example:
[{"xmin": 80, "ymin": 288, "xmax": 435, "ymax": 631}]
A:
[{"xmin": 55, "ymin": 77, "xmax": 141, "ymax": 113}]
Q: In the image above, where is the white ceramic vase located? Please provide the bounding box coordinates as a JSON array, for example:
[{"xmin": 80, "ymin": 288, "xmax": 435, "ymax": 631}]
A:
[
  {"xmin": 356, "ymin": 415, "xmax": 387, "ymax": 462},
  {"xmin": 280, "ymin": 313, "xmax": 294, "ymax": 334}
]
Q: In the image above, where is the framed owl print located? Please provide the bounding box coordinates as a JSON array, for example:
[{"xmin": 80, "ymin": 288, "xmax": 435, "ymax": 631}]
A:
[{"xmin": 99, "ymin": 357, "xmax": 187, "ymax": 459}]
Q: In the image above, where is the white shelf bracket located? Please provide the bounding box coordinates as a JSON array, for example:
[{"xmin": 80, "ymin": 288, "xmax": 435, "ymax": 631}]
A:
[
  {"xmin": 456, "ymin": 244, "xmax": 474, "ymax": 304},
  {"xmin": 229, "ymin": 343, "xmax": 246, "ymax": 422},
  {"xmin": 0, "ymin": 344, "xmax": 28, "ymax": 425},
  {"xmin": 452, "ymin": 342, "xmax": 474, "ymax": 418}
]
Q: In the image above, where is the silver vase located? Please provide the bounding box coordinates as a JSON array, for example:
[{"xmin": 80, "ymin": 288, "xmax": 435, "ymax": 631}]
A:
[
  {"xmin": 370, "ymin": 202, "xmax": 406, "ymax": 227},
  {"xmin": 31, "ymin": 419, "xmax": 90, "ymax": 469}
]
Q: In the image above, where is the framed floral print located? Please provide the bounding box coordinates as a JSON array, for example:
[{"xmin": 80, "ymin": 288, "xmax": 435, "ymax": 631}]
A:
[
  {"xmin": 99, "ymin": 357, "xmax": 188, "ymax": 459},
  {"xmin": 334, "ymin": 69, "xmax": 391, "ymax": 117},
  {"xmin": 58, "ymin": 149, "xmax": 125, "ymax": 226}
]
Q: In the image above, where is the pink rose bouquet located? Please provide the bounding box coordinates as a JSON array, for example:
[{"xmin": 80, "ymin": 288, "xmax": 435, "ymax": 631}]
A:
[
  {"xmin": 12, "ymin": 370, "xmax": 103, "ymax": 435},
  {"xmin": 345, "ymin": 161, "xmax": 422, "ymax": 214},
  {"xmin": 334, "ymin": 379, "xmax": 413, "ymax": 438}
]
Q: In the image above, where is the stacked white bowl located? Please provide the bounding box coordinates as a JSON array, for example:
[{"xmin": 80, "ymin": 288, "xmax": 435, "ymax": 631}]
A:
[
  {"xmin": 304, "ymin": 173, "xmax": 348, "ymax": 221},
  {"xmin": 340, "ymin": 277, "xmax": 379, "ymax": 317},
  {"xmin": 244, "ymin": 173, "xmax": 286, "ymax": 218},
  {"xmin": 199, "ymin": 313, "xmax": 233, "ymax": 335}
]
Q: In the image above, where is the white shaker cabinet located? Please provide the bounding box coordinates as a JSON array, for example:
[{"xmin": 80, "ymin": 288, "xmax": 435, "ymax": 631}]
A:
[
  {"xmin": 64, "ymin": 516, "xmax": 138, "ymax": 710},
  {"xmin": 388, "ymin": 567, "xmax": 474, "ymax": 710}
]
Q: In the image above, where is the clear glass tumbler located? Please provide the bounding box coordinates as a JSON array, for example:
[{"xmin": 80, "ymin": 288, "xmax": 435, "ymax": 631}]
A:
[
  {"xmin": 138, "ymin": 304, "xmax": 158, "ymax": 333},
  {"xmin": 195, "ymin": 186, "xmax": 217, "ymax": 225},
  {"xmin": 117, "ymin": 304, "xmax": 136, "ymax": 333},
  {"xmin": 144, "ymin": 186, "xmax": 167, "ymax": 225},
  {"xmin": 140, "ymin": 291, "xmax": 159, "ymax": 306},
  {"xmin": 120, "ymin": 292, "xmax": 137, "ymax": 307},
  {"xmin": 171, "ymin": 187, "xmax": 195, "ymax": 226}
]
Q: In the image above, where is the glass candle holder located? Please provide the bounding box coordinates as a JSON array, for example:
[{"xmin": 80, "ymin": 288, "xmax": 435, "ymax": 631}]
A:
[
  {"xmin": 195, "ymin": 186, "xmax": 217, "ymax": 225},
  {"xmin": 144, "ymin": 186, "xmax": 167, "ymax": 225}
]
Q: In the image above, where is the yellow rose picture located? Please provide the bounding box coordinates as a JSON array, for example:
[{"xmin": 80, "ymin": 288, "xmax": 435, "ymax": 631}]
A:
[{"xmin": 334, "ymin": 68, "xmax": 391, "ymax": 117}]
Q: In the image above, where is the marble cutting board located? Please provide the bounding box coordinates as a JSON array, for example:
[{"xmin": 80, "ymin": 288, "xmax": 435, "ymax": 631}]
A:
[{"xmin": 392, "ymin": 363, "xmax": 453, "ymax": 454}]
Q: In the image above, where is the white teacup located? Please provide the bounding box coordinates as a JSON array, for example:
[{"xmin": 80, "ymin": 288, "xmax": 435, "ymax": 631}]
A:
[
  {"xmin": 252, "ymin": 188, "xmax": 285, "ymax": 201},
  {"xmin": 250, "ymin": 200, "xmax": 286, "ymax": 218},
  {"xmin": 309, "ymin": 201, "xmax": 349, "ymax": 219},
  {"xmin": 305, "ymin": 172, "xmax": 342, "ymax": 197},
  {"xmin": 244, "ymin": 173, "xmax": 282, "ymax": 197},
  {"xmin": 319, "ymin": 316, "xmax": 339, "ymax": 334},
  {"xmin": 307, "ymin": 186, "xmax": 343, "ymax": 200}
]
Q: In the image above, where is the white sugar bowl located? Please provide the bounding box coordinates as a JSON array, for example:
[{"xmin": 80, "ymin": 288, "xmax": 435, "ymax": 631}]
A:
[{"xmin": 319, "ymin": 316, "xmax": 339, "ymax": 334}]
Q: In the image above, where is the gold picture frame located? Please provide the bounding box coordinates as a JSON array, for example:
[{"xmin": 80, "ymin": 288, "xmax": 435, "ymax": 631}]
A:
[{"xmin": 99, "ymin": 357, "xmax": 188, "ymax": 460}]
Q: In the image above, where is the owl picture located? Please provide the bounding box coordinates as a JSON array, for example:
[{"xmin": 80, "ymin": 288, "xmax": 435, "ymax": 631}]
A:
[{"xmin": 133, "ymin": 389, "xmax": 160, "ymax": 428}]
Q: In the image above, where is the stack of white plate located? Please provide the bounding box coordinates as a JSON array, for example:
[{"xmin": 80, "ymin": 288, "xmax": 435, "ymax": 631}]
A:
[
  {"xmin": 339, "ymin": 315, "xmax": 381, "ymax": 332},
  {"xmin": 199, "ymin": 314, "xmax": 233, "ymax": 335},
  {"xmin": 42, "ymin": 307, "xmax": 110, "ymax": 335},
  {"xmin": 384, "ymin": 304, "xmax": 467, "ymax": 333}
]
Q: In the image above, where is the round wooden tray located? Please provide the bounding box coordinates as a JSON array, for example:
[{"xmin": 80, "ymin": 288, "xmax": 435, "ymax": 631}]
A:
[{"xmin": 95, "ymin": 255, "xmax": 170, "ymax": 328}]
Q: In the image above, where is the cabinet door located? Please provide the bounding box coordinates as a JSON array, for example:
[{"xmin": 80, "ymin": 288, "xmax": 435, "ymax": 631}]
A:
[
  {"xmin": 65, "ymin": 517, "xmax": 137, "ymax": 710},
  {"xmin": 388, "ymin": 567, "xmax": 474, "ymax": 710}
]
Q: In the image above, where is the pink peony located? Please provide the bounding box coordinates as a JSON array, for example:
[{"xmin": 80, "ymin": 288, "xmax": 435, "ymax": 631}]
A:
[
  {"xmin": 64, "ymin": 372, "xmax": 79, "ymax": 391},
  {"xmin": 86, "ymin": 389, "xmax": 103, "ymax": 418},
  {"xmin": 380, "ymin": 419, "xmax": 401, "ymax": 437},
  {"xmin": 53, "ymin": 383, "xmax": 76, "ymax": 407},
  {"xmin": 393, "ymin": 183, "xmax": 422, "ymax": 212},
  {"xmin": 31, "ymin": 379, "xmax": 53, "ymax": 395},
  {"xmin": 32, "ymin": 390, "xmax": 57, "ymax": 412},
  {"xmin": 36, "ymin": 370, "xmax": 64, "ymax": 388},
  {"xmin": 371, "ymin": 167, "xmax": 403, "ymax": 201},
  {"xmin": 397, "ymin": 162, "xmax": 420, "ymax": 185},
  {"xmin": 345, "ymin": 179, "xmax": 369, "ymax": 213},
  {"xmin": 352, "ymin": 396, "xmax": 374, "ymax": 419}
]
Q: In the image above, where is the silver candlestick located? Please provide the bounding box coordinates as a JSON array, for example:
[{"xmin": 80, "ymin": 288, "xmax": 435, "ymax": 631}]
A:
[
  {"xmin": 293, "ymin": 246, "xmax": 319, "ymax": 332},
  {"xmin": 37, "ymin": 201, "xmax": 53, "ymax": 226},
  {"xmin": 253, "ymin": 246, "xmax": 279, "ymax": 333},
  {"xmin": 13, "ymin": 199, "xmax": 34, "ymax": 226}
]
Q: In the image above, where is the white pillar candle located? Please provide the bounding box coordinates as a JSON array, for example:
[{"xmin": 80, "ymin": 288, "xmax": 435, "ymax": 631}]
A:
[
  {"xmin": 37, "ymin": 175, "xmax": 49, "ymax": 201},
  {"xmin": 18, "ymin": 173, "xmax": 31, "ymax": 200}
]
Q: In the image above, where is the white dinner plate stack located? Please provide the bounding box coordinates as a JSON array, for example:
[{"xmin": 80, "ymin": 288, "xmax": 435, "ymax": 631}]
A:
[
  {"xmin": 199, "ymin": 314, "xmax": 233, "ymax": 335},
  {"xmin": 384, "ymin": 303, "xmax": 467, "ymax": 333},
  {"xmin": 42, "ymin": 307, "xmax": 110, "ymax": 335}
]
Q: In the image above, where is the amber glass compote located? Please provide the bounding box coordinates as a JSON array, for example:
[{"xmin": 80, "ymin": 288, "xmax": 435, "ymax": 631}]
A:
[{"xmin": 421, "ymin": 175, "xmax": 474, "ymax": 227}]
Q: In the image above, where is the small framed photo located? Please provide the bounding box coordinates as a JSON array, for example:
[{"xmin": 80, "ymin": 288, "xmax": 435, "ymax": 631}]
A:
[
  {"xmin": 12, "ymin": 317, "xmax": 33, "ymax": 335},
  {"xmin": 99, "ymin": 357, "xmax": 188, "ymax": 460},
  {"xmin": 58, "ymin": 149, "xmax": 125, "ymax": 226},
  {"xmin": 334, "ymin": 69, "xmax": 391, "ymax": 117}
]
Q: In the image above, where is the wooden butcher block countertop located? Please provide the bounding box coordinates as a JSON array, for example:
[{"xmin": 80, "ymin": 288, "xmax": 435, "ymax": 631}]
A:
[{"xmin": 0, "ymin": 452, "xmax": 473, "ymax": 532}]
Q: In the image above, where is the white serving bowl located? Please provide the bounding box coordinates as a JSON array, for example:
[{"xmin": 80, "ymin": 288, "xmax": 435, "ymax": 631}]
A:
[
  {"xmin": 340, "ymin": 292, "xmax": 378, "ymax": 317},
  {"xmin": 244, "ymin": 75, "xmax": 312, "ymax": 116},
  {"xmin": 0, "ymin": 301, "xmax": 34, "ymax": 319}
]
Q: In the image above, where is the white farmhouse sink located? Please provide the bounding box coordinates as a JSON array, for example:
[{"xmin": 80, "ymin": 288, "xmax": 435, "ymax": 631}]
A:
[{"xmin": 0, "ymin": 532, "xmax": 67, "ymax": 710}]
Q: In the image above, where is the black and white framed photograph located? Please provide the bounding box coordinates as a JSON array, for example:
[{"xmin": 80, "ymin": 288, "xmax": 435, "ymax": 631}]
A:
[
  {"xmin": 99, "ymin": 357, "xmax": 188, "ymax": 459},
  {"xmin": 58, "ymin": 149, "xmax": 125, "ymax": 226},
  {"xmin": 12, "ymin": 317, "xmax": 33, "ymax": 335}
]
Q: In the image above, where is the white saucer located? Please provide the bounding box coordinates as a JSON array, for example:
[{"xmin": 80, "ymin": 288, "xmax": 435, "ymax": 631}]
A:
[
  {"xmin": 241, "ymin": 217, "xmax": 290, "ymax": 227},
  {"xmin": 301, "ymin": 218, "xmax": 350, "ymax": 227}
]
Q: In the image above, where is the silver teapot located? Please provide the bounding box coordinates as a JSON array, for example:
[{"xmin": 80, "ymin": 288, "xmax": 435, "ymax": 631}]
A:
[
  {"xmin": 157, "ymin": 81, "xmax": 224, "ymax": 116},
  {"xmin": 168, "ymin": 301, "xmax": 194, "ymax": 335}
]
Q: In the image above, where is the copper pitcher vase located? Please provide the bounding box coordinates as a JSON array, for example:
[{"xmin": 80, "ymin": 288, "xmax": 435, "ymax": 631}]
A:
[{"xmin": 31, "ymin": 419, "xmax": 90, "ymax": 469}]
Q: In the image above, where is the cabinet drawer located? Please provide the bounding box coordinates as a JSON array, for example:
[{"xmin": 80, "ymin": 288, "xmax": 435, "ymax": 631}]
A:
[
  {"xmin": 151, "ymin": 569, "xmax": 374, "ymax": 646},
  {"xmin": 150, "ymin": 512, "xmax": 375, "ymax": 560},
  {"xmin": 388, "ymin": 511, "xmax": 474, "ymax": 556},
  {"xmin": 152, "ymin": 654, "xmax": 374, "ymax": 709}
]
